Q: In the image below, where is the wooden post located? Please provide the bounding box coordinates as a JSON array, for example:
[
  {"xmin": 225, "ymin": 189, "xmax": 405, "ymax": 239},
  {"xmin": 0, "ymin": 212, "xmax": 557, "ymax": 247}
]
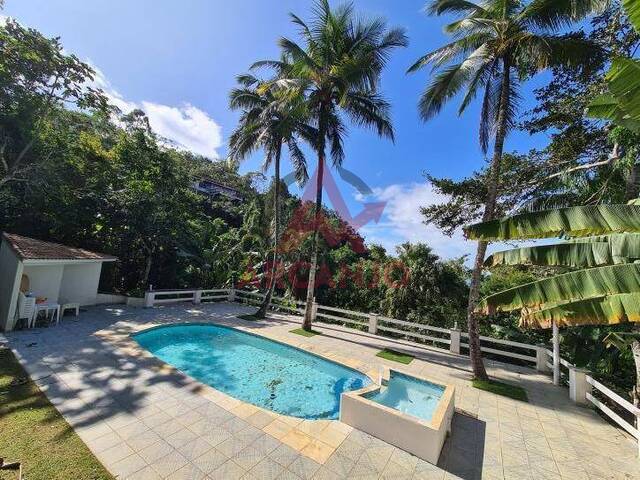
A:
[{"xmin": 553, "ymin": 321, "xmax": 560, "ymax": 386}]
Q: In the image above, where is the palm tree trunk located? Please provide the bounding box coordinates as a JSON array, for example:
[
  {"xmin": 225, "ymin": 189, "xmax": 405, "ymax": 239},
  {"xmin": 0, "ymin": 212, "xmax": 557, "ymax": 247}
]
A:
[
  {"xmin": 303, "ymin": 108, "xmax": 327, "ymax": 331},
  {"xmin": 466, "ymin": 58, "xmax": 512, "ymax": 381},
  {"xmin": 302, "ymin": 152, "xmax": 324, "ymax": 330},
  {"xmin": 256, "ymin": 146, "xmax": 282, "ymax": 318}
]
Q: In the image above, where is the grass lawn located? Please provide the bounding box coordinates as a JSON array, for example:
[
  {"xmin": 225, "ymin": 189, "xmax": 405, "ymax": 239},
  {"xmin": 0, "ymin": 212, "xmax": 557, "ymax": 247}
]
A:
[
  {"xmin": 290, "ymin": 328, "xmax": 322, "ymax": 337},
  {"xmin": 238, "ymin": 313, "xmax": 262, "ymax": 321},
  {"xmin": 472, "ymin": 379, "xmax": 529, "ymax": 402},
  {"xmin": 376, "ymin": 348, "xmax": 414, "ymax": 364},
  {"xmin": 0, "ymin": 348, "xmax": 114, "ymax": 480}
]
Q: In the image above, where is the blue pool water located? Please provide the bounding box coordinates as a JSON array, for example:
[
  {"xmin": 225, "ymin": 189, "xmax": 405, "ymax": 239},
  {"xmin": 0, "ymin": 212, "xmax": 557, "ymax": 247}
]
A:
[
  {"xmin": 134, "ymin": 324, "xmax": 370, "ymax": 419},
  {"xmin": 365, "ymin": 371, "xmax": 444, "ymax": 422}
]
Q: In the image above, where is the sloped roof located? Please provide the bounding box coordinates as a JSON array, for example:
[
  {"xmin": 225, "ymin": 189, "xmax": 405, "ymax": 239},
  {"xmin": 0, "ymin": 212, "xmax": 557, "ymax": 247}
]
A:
[{"xmin": 2, "ymin": 233, "xmax": 117, "ymax": 261}]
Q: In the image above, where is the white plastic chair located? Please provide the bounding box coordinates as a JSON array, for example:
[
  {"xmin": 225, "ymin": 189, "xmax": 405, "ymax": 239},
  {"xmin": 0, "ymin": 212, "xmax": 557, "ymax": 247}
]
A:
[{"xmin": 17, "ymin": 292, "xmax": 36, "ymax": 328}]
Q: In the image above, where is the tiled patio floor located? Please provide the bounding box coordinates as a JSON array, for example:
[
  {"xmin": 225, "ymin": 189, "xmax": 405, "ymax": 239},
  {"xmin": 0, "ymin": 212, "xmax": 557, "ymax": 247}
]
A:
[{"xmin": 2, "ymin": 302, "xmax": 639, "ymax": 479}]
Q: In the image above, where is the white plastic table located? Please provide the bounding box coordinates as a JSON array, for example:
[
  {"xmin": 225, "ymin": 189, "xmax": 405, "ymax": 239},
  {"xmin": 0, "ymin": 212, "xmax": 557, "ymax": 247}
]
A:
[{"xmin": 33, "ymin": 303, "xmax": 60, "ymax": 327}]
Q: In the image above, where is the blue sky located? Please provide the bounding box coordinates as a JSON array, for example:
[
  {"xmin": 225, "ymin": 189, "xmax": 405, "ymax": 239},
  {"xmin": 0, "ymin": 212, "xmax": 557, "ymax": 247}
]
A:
[{"xmin": 4, "ymin": 0, "xmax": 556, "ymax": 259}]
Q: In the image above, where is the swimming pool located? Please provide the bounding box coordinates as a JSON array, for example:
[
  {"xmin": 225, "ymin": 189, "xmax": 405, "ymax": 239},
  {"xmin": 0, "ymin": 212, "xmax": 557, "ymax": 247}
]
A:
[{"xmin": 134, "ymin": 323, "xmax": 371, "ymax": 419}]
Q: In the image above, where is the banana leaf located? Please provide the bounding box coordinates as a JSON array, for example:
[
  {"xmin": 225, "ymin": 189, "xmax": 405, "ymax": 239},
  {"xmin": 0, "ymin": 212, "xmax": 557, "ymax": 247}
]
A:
[
  {"xmin": 606, "ymin": 57, "xmax": 640, "ymax": 125},
  {"xmin": 464, "ymin": 204, "xmax": 640, "ymax": 241},
  {"xmin": 624, "ymin": 0, "xmax": 640, "ymax": 36},
  {"xmin": 586, "ymin": 92, "xmax": 640, "ymax": 132},
  {"xmin": 485, "ymin": 233, "xmax": 640, "ymax": 267},
  {"xmin": 521, "ymin": 293, "xmax": 640, "ymax": 329},
  {"xmin": 478, "ymin": 263, "xmax": 640, "ymax": 314}
]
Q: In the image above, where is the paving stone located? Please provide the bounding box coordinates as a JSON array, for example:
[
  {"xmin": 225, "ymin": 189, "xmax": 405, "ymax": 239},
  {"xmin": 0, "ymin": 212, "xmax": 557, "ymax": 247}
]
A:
[
  {"xmin": 176, "ymin": 437, "xmax": 215, "ymax": 460},
  {"xmin": 139, "ymin": 440, "xmax": 174, "ymax": 463},
  {"xmin": 111, "ymin": 453, "xmax": 147, "ymax": 478},
  {"xmin": 207, "ymin": 459, "xmax": 247, "ymax": 480},
  {"xmin": 165, "ymin": 463, "xmax": 207, "ymax": 480},
  {"xmin": 117, "ymin": 420, "xmax": 150, "ymax": 440},
  {"xmin": 251, "ymin": 433, "xmax": 281, "ymax": 455},
  {"xmin": 125, "ymin": 465, "xmax": 162, "ymax": 480},
  {"xmin": 217, "ymin": 436, "xmax": 252, "ymax": 457},
  {"xmin": 192, "ymin": 447, "xmax": 228, "ymax": 474},
  {"xmin": 288, "ymin": 456, "xmax": 320, "ymax": 480},
  {"xmin": 126, "ymin": 429, "xmax": 162, "ymax": 451},
  {"xmin": 166, "ymin": 428, "xmax": 199, "ymax": 449},
  {"xmin": 90, "ymin": 431, "xmax": 122, "ymax": 453},
  {"xmin": 200, "ymin": 426, "xmax": 233, "ymax": 447},
  {"xmin": 232, "ymin": 445, "xmax": 266, "ymax": 470},
  {"xmin": 269, "ymin": 444, "xmax": 301, "ymax": 468},
  {"xmin": 148, "ymin": 449, "xmax": 189, "ymax": 478},
  {"xmin": 246, "ymin": 457, "xmax": 286, "ymax": 480}
]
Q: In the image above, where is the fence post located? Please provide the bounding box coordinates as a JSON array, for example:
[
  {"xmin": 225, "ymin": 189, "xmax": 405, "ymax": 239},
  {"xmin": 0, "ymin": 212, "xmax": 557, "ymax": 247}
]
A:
[
  {"xmin": 193, "ymin": 290, "xmax": 202, "ymax": 304},
  {"xmin": 311, "ymin": 298, "xmax": 318, "ymax": 322},
  {"xmin": 568, "ymin": 366, "xmax": 591, "ymax": 406},
  {"xmin": 144, "ymin": 291, "xmax": 155, "ymax": 308},
  {"xmin": 449, "ymin": 328, "xmax": 461, "ymax": 355},
  {"xmin": 228, "ymin": 288, "xmax": 236, "ymax": 302},
  {"xmin": 368, "ymin": 313, "xmax": 379, "ymax": 335},
  {"xmin": 536, "ymin": 345, "xmax": 550, "ymax": 373},
  {"xmin": 552, "ymin": 321, "xmax": 560, "ymax": 386}
]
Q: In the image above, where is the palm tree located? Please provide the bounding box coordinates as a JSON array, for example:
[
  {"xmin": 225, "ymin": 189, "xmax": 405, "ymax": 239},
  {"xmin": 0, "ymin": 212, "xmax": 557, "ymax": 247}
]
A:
[
  {"xmin": 408, "ymin": 0, "xmax": 605, "ymax": 379},
  {"xmin": 229, "ymin": 73, "xmax": 315, "ymax": 318},
  {"xmin": 253, "ymin": 0, "xmax": 408, "ymax": 330}
]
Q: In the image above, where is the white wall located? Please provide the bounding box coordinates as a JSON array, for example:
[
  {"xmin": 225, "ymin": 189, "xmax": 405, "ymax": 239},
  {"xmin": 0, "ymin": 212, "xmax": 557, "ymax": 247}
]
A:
[
  {"xmin": 22, "ymin": 264, "xmax": 64, "ymax": 304},
  {"xmin": 0, "ymin": 239, "xmax": 23, "ymax": 331},
  {"xmin": 59, "ymin": 262, "xmax": 102, "ymax": 306}
]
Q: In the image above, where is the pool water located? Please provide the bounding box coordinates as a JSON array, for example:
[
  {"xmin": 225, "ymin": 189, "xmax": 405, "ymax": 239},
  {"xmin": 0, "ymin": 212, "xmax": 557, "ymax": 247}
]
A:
[
  {"xmin": 365, "ymin": 371, "xmax": 444, "ymax": 422},
  {"xmin": 134, "ymin": 324, "xmax": 370, "ymax": 419}
]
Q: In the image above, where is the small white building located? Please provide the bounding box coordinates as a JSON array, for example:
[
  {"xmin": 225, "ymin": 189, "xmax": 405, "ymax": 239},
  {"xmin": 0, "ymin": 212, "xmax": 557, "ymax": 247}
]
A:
[{"xmin": 0, "ymin": 233, "xmax": 117, "ymax": 332}]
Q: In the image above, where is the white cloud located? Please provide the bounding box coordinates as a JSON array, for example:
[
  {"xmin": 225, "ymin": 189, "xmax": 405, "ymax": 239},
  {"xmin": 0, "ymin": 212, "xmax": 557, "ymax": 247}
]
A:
[
  {"xmin": 91, "ymin": 66, "xmax": 222, "ymax": 159},
  {"xmin": 358, "ymin": 182, "xmax": 472, "ymax": 260},
  {"xmin": 358, "ymin": 181, "xmax": 544, "ymax": 263}
]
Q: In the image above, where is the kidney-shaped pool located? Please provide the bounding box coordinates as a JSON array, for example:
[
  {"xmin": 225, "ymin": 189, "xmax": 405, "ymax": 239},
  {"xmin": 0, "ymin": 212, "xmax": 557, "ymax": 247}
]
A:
[{"xmin": 134, "ymin": 323, "xmax": 371, "ymax": 419}]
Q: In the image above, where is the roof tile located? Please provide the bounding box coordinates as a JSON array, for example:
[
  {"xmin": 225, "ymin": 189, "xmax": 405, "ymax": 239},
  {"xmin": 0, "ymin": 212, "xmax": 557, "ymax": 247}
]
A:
[{"xmin": 2, "ymin": 233, "xmax": 117, "ymax": 261}]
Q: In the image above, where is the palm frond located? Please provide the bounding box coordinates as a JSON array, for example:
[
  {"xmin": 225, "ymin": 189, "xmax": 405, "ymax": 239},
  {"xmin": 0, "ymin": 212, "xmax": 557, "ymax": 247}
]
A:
[
  {"xmin": 425, "ymin": 0, "xmax": 488, "ymax": 16},
  {"xmin": 519, "ymin": 0, "xmax": 608, "ymax": 32},
  {"xmin": 344, "ymin": 91, "xmax": 394, "ymax": 141},
  {"xmin": 418, "ymin": 51, "xmax": 486, "ymax": 121},
  {"xmin": 285, "ymin": 137, "xmax": 308, "ymax": 186}
]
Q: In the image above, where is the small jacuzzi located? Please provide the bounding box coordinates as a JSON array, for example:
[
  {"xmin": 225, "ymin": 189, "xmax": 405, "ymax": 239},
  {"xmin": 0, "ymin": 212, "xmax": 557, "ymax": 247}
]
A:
[{"xmin": 340, "ymin": 369, "xmax": 455, "ymax": 464}]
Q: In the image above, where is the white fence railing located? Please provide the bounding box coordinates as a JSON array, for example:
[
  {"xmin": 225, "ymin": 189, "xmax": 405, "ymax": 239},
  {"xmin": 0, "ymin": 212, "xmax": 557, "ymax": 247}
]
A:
[
  {"xmin": 142, "ymin": 287, "xmax": 640, "ymax": 451},
  {"xmin": 586, "ymin": 376, "xmax": 640, "ymax": 446}
]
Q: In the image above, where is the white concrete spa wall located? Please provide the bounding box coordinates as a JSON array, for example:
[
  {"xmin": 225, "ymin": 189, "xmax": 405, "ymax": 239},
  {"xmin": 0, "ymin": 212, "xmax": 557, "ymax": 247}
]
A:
[{"xmin": 340, "ymin": 386, "xmax": 455, "ymax": 464}]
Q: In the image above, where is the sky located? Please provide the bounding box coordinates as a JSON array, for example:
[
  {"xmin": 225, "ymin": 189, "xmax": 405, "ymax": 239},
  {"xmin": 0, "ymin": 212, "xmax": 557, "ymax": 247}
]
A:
[{"xmin": 3, "ymin": 0, "xmax": 558, "ymax": 260}]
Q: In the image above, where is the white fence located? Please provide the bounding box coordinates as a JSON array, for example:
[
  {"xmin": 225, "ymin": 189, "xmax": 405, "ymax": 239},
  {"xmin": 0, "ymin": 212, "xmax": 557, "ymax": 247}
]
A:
[{"xmin": 143, "ymin": 287, "xmax": 640, "ymax": 450}]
